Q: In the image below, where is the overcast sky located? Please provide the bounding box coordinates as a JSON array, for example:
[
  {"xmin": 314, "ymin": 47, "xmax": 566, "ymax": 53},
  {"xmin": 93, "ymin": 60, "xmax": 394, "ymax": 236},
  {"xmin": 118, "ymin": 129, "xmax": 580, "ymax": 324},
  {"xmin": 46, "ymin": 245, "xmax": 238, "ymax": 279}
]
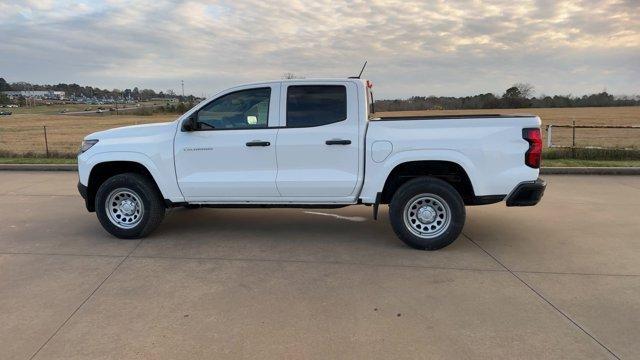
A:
[{"xmin": 1, "ymin": 0, "xmax": 638, "ymax": 99}]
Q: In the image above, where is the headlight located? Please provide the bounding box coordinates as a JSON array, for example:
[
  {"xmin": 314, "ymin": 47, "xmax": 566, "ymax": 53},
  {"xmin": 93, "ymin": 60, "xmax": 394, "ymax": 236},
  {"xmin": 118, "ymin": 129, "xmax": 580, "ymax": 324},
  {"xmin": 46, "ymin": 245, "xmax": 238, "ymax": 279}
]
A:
[{"xmin": 79, "ymin": 139, "xmax": 99, "ymax": 154}]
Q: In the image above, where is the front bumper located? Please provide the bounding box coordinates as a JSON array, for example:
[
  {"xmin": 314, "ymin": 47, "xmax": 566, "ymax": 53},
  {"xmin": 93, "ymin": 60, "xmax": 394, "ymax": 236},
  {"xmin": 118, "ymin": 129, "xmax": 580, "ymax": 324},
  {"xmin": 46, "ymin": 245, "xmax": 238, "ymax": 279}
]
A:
[
  {"xmin": 506, "ymin": 178, "xmax": 546, "ymax": 206},
  {"xmin": 77, "ymin": 181, "xmax": 94, "ymax": 212},
  {"xmin": 77, "ymin": 181, "xmax": 87, "ymax": 199}
]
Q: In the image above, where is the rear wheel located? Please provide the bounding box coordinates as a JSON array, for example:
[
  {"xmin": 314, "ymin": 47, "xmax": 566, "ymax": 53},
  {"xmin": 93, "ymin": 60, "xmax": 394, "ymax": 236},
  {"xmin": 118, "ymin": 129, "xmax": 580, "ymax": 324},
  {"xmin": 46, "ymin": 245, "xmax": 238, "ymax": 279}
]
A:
[
  {"xmin": 389, "ymin": 177, "xmax": 465, "ymax": 250},
  {"xmin": 95, "ymin": 173, "xmax": 165, "ymax": 239}
]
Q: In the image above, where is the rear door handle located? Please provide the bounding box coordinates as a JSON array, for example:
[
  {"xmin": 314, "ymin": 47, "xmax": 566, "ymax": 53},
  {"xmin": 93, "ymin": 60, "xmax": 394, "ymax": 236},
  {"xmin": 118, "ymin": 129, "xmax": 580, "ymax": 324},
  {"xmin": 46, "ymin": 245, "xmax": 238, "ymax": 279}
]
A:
[
  {"xmin": 246, "ymin": 140, "xmax": 271, "ymax": 147},
  {"xmin": 325, "ymin": 139, "xmax": 351, "ymax": 145}
]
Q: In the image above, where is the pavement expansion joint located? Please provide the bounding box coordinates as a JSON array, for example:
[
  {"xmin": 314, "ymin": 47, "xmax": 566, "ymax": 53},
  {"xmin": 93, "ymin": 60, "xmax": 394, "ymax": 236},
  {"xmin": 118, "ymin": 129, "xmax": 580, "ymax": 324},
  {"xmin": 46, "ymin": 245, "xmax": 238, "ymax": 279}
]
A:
[
  {"xmin": 28, "ymin": 239, "xmax": 146, "ymax": 360},
  {"xmin": 462, "ymin": 232, "xmax": 621, "ymax": 360}
]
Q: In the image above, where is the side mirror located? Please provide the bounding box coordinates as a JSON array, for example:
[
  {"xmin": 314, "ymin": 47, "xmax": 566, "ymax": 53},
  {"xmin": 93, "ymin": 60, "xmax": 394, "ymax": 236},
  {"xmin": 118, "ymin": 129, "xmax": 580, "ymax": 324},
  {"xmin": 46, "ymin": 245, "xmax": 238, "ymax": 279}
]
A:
[{"xmin": 181, "ymin": 115, "xmax": 198, "ymax": 132}]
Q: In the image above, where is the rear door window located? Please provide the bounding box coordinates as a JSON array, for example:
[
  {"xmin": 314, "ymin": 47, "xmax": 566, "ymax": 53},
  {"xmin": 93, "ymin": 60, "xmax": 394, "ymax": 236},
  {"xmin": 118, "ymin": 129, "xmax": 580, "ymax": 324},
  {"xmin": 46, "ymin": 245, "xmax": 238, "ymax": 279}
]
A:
[{"xmin": 286, "ymin": 85, "xmax": 347, "ymax": 127}]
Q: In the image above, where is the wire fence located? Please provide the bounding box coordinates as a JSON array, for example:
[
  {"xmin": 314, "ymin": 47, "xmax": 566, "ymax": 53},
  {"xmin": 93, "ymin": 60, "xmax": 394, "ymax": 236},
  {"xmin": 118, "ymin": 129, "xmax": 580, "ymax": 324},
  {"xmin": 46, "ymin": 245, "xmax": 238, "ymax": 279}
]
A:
[
  {"xmin": 545, "ymin": 121, "xmax": 640, "ymax": 149},
  {"xmin": 1, "ymin": 118, "xmax": 640, "ymax": 158},
  {"xmin": 0, "ymin": 117, "xmax": 164, "ymax": 158}
]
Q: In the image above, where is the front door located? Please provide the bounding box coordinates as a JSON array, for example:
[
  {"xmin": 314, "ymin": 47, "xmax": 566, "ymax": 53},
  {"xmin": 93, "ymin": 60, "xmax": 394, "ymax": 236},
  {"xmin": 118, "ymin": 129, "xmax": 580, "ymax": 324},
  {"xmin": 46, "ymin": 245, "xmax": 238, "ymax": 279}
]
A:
[{"xmin": 174, "ymin": 85, "xmax": 280, "ymax": 200}]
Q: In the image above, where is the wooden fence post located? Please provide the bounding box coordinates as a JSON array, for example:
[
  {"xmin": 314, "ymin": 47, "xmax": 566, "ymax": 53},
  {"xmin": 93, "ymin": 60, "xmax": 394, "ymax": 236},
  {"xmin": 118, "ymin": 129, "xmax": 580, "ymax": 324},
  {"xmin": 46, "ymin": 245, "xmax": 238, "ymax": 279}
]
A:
[
  {"xmin": 571, "ymin": 119, "xmax": 576, "ymax": 158},
  {"xmin": 43, "ymin": 125, "xmax": 49, "ymax": 158}
]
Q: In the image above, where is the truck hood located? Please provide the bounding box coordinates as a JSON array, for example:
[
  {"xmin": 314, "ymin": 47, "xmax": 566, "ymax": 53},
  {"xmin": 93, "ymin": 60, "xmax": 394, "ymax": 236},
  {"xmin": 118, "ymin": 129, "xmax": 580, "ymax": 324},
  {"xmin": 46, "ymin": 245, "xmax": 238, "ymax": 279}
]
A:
[{"xmin": 85, "ymin": 121, "xmax": 177, "ymax": 140}]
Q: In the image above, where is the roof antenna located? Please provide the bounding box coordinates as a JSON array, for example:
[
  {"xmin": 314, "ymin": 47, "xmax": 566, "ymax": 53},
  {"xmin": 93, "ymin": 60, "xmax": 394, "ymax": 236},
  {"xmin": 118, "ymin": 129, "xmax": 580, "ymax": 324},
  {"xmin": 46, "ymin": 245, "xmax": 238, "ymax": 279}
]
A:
[{"xmin": 349, "ymin": 61, "xmax": 367, "ymax": 79}]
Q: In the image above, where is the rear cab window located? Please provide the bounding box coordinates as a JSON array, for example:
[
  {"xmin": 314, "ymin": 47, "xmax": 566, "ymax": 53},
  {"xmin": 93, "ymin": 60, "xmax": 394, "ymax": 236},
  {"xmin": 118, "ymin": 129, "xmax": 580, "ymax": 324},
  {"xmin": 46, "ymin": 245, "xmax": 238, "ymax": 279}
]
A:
[{"xmin": 286, "ymin": 85, "xmax": 347, "ymax": 127}]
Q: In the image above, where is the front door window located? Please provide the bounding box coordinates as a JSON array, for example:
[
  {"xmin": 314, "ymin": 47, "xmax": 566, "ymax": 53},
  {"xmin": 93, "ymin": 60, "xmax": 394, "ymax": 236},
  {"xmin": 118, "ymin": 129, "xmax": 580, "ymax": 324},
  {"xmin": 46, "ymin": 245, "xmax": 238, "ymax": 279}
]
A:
[{"xmin": 196, "ymin": 88, "xmax": 271, "ymax": 130}]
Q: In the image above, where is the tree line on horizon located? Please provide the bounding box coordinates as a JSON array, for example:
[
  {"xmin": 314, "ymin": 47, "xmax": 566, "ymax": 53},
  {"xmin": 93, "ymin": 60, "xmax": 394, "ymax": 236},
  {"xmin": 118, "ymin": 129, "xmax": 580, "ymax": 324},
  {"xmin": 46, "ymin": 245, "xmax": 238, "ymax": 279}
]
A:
[
  {"xmin": 0, "ymin": 78, "xmax": 198, "ymax": 103},
  {"xmin": 2, "ymin": 78, "xmax": 638, "ymax": 110},
  {"xmin": 374, "ymin": 83, "xmax": 640, "ymax": 111}
]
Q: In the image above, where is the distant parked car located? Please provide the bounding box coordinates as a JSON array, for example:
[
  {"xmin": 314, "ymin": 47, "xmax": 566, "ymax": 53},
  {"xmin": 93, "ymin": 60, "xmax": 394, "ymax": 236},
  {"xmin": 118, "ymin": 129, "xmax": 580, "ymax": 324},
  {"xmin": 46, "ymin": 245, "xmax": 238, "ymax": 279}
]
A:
[
  {"xmin": 0, "ymin": 111, "xmax": 12, "ymax": 116},
  {"xmin": 96, "ymin": 109, "xmax": 104, "ymax": 113},
  {"xmin": 60, "ymin": 109, "xmax": 69, "ymax": 113},
  {"xmin": 84, "ymin": 107, "xmax": 92, "ymax": 111}
]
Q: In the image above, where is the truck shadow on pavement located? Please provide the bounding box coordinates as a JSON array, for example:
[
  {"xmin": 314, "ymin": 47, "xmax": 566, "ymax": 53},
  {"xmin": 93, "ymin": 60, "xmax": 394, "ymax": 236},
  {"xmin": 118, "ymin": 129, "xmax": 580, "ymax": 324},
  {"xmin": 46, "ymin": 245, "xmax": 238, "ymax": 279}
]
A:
[{"xmin": 154, "ymin": 207, "xmax": 398, "ymax": 246}]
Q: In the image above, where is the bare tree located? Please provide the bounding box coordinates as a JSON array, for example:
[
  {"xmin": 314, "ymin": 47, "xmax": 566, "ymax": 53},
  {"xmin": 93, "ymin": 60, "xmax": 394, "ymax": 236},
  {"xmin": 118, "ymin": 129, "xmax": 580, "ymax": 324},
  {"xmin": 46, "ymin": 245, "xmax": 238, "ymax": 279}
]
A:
[
  {"xmin": 513, "ymin": 83, "xmax": 535, "ymax": 98},
  {"xmin": 282, "ymin": 72, "xmax": 304, "ymax": 80}
]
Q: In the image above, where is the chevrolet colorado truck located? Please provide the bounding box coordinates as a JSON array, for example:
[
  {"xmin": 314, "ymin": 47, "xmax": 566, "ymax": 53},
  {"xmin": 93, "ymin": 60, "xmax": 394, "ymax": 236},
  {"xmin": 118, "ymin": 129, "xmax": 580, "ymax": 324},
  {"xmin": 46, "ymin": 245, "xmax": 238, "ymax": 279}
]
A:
[{"xmin": 77, "ymin": 78, "xmax": 545, "ymax": 250}]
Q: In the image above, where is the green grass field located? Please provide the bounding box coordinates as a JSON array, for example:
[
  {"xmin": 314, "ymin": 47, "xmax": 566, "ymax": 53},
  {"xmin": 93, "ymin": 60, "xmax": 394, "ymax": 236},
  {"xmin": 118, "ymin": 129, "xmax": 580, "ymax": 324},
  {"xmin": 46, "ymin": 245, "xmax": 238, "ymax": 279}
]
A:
[
  {"xmin": 0, "ymin": 157, "xmax": 77, "ymax": 164},
  {"xmin": 542, "ymin": 159, "xmax": 640, "ymax": 167}
]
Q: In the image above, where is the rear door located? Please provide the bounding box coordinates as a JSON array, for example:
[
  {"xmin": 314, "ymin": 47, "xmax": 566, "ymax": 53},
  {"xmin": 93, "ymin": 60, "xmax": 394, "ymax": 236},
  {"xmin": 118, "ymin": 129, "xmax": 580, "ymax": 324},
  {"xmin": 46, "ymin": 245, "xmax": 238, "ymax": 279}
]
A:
[{"xmin": 275, "ymin": 82, "xmax": 360, "ymax": 199}]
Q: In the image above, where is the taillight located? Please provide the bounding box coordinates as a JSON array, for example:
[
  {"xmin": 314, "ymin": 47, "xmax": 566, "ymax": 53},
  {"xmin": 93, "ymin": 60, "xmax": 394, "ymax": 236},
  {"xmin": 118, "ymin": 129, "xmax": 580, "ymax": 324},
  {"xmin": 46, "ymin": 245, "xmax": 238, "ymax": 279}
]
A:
[{"xmin": 523, "ymin": 128, "xmax": 542, "ymax": 168}]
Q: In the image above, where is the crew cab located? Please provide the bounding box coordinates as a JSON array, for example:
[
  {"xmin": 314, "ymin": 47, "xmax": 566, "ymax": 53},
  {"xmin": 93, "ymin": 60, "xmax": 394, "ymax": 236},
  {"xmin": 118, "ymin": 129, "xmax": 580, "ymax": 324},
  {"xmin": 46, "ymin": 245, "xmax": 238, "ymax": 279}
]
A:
[{"xmin": 77, "ymin": 78, "xmax": 545, "ymax": 250}]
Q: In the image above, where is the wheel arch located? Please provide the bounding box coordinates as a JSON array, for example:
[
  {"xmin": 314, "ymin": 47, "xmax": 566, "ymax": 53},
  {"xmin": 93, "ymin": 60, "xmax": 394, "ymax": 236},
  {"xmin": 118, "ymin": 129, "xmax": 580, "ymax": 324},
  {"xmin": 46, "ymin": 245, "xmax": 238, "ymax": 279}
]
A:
[
  {"xmin": 86, "ymin": 160, "xmax": 163, "ymax": 212},
  {"xmin": 380, "ymin": 160, "xmax": 477, "ymax": 205}
]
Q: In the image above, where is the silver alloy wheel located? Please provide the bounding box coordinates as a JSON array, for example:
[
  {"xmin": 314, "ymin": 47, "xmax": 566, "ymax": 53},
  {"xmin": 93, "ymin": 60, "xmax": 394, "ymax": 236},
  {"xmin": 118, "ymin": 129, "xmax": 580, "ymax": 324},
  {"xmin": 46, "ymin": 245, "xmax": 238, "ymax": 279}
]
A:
[
  {"xmin": 105, "ymin": 188, "xmax": 144, "ymax": 229},
  {"xmin": 403, "ymin": 193, "xmax": 451, "ymax": 239}
]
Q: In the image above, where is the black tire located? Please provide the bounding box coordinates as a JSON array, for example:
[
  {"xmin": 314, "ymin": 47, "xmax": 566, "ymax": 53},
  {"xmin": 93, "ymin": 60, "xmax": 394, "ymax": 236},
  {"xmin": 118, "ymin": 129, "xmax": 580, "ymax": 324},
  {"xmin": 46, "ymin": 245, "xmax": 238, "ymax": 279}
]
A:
[
  {"xmin": 95, "ymin": 173, "xmax": 165, "ymax": 239},
  {"xmin": 389, "ymin": 177, "xmax": 465, "ymax": 250}
]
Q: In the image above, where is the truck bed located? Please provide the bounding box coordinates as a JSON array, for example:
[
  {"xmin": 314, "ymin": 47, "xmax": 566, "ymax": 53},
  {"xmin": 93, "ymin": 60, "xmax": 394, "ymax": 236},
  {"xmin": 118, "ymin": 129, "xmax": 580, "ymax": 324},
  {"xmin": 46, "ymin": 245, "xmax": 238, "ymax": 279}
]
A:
[
  {"xmin": 359, "ymin": 114, "xmax": 541, "ymax": 202},
  {"xmin": 372, "ymin": 114, "xmax": 537, "ymax": 121}
]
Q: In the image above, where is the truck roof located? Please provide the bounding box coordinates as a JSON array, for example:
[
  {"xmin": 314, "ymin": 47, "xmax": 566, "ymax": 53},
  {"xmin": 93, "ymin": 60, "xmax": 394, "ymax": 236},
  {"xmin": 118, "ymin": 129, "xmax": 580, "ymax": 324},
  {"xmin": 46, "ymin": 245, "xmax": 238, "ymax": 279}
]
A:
[{"xmin": 233, "ymin": 78, "xmax": 367, "ymax": 88}]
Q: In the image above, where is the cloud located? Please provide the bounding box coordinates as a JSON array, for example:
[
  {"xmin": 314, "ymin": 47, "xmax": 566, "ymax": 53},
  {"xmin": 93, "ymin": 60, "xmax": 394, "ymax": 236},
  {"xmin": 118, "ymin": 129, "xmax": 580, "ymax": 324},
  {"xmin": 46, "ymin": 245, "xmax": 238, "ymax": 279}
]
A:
[{"xmin": 0, "ymin": 0, "xmax": 638, "ymax": 98}]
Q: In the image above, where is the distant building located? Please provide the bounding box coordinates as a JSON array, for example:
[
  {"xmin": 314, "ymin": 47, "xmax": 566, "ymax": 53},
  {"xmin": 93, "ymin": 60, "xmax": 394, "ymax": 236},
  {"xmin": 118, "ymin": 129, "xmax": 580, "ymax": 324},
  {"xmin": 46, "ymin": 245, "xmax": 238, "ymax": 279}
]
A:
[{"xmin": 2, "ymin": 90, "xmax": 65, "ymax": 100}]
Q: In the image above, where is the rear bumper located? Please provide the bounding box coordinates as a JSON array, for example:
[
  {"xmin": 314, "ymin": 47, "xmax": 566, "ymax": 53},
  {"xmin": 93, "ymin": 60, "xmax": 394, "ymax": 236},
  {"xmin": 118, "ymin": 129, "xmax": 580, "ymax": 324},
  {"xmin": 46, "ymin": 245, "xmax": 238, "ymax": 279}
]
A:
[{"xmin": 506, "ymin": 178, "xmax": 546, "ymax": 206}]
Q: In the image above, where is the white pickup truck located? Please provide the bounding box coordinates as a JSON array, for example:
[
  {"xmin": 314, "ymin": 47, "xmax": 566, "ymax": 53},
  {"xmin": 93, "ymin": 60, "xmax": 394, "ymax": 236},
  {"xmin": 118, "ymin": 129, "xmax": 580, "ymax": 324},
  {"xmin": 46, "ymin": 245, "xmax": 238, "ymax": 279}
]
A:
[{"xmin": 78, "ymin": 78, "xmax": 545, "ymax": 250}]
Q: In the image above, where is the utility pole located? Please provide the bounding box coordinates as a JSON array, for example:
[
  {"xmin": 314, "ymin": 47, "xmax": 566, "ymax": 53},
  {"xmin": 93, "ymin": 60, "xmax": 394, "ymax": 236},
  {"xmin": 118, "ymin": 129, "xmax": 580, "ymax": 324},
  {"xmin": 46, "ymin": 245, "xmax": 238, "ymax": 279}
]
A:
[{"xmin": 181, "ymin": 80, "xmax": 184, "ymax": 98}]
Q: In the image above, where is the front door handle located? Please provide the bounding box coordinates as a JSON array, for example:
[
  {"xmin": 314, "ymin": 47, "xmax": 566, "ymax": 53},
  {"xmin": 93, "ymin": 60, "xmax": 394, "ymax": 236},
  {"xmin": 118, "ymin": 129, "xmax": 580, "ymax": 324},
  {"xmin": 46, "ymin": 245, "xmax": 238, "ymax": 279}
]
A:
[
  {"xmin": 246, "ymin": 140, "xmax": 271, "ymax": 147},
  {"xmin": 325, "ymin": 139, "xmax": 351, "ymax": 145}
]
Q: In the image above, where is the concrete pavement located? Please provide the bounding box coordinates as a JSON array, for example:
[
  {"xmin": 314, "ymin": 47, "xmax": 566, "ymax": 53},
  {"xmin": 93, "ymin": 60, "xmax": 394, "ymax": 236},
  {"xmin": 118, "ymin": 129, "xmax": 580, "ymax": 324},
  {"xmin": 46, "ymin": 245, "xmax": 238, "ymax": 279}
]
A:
[{"xmin": 0, "ymin": 172, "xmax": 638, "ymax": 359}]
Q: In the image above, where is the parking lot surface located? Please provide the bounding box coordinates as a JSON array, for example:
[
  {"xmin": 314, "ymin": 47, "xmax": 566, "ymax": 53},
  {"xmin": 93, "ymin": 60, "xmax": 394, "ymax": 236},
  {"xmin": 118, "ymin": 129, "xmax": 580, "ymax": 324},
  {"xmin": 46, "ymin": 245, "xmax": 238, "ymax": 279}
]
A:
[{"xmin": 0, "ymin": 172, "xmax": 638, "ymax": 359}]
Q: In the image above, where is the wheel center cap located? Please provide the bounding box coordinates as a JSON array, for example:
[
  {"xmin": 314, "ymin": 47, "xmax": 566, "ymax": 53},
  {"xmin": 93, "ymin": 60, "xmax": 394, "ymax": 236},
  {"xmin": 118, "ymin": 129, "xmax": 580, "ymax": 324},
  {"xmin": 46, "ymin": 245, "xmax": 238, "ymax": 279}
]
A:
[
  {"xmin": 120, "ymin": 200, "xmax": 135, "ymax": 215},
  {"xmin": 417, "ymin": 206, "xmax": 436, "ymax": 223}
]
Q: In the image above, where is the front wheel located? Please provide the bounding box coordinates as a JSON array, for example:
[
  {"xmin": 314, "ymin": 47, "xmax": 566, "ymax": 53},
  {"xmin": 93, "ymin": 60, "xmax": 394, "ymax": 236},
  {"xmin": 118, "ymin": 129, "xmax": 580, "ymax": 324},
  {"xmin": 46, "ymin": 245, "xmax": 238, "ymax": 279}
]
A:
[
  {"xmin": 389, "ymin": 177, "xmax": 465, "ymax": 250},
  {"xmin": 95, "ymin": 173, "xmax": 165, "ymax": 239}
]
